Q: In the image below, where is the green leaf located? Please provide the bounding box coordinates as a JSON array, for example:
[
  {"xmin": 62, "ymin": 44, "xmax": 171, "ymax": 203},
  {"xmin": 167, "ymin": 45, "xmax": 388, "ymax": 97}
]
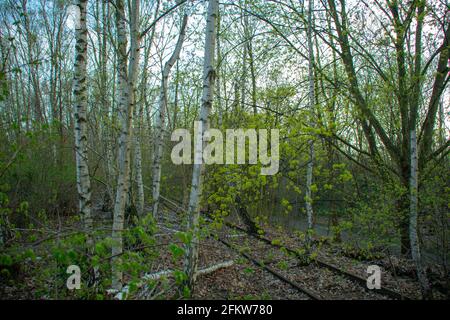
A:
[
  {"xmin": 0, "ymin": 254, "xmax": 13, "ymax": 266},
  {"xmin": 169, "ymin": 243, "xmax": 184, "ymax": 260}
]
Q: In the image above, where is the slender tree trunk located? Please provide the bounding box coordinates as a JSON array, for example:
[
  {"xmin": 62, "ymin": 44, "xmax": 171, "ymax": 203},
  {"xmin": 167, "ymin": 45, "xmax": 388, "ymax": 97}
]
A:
[
  {"xmin": 184, "ymin": 0, "xmax": 218, "ymax": 293},
  {"xmin": 399, "ymin": 180, "xmax": 412, "ymax": 257},
  {"xmin": 133, "ymin": 81, "xmax": 145, "ymax": 215},
  {"xmin": 132, "ymin": 0, "xmax": 160, "ymax": 216},
  {"xmin": 410, "ymin": 128, "xmax": 431, "ymax": 298},
  {"xmin": 134, "ymin": 133, "xmax": 145, "ymax": 216},
  {"xmin": 152, "ymin": 12, "xmax": 188, "ymax": 218},
  {"xmin": 242, "ymin": 0, "xmax": 257, "ymax": 115},
  {"xmin": 239, "ymin": 12, "xmax": 247, "ymax": 113},
  {"xmin": 73, "ymin": 0, "xmax": 93, "ymax": 250},
  {"xmin": 172, "ymin": 62, "xmax": 180, "ymax": 131},
  {"xmin": 216, "ymin": 10, "xmax": 223, "ymax": 126},
  {"xmin": 304, "ymin": 0, "xmax": 315, "ymax": 238},
  {"xmin": 111, "ymin": 0, "xmax": 140, "ymax": 291}
]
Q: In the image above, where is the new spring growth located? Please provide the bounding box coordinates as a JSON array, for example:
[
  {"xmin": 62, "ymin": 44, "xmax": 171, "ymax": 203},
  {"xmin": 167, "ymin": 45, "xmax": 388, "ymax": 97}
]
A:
[{"xmin": 171, "ymin": 121, "xmax": 279, "ymax": 175}]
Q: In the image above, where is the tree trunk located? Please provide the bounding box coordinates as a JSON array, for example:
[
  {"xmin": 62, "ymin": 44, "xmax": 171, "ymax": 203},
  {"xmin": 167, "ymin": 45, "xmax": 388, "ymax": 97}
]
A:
[
  {"xmin": 184, "ymin": 0, "xmax": 218, "ymax": 293},
  {"xmin": 134, "ymin": 134, "xmax": 145, "ymax": 216},
  {"xmin": 399, "ymin": 164, "xmax": 412, "ymax": 257},
  {"xmin": 305, "ymin": 0, "xmax": 315, "ymax": 239},
  {"xmin": 132, "ymin": 1, "xmax": 160, "ymax": 216},
  {"xmin": 152, "ymin": 12, "xmax": 189, "ymax": 218},
  {"xmin": 216, "ymin": 10, "xmax": 223, "ymax": 125},
  {"xmin": 410, "ymin": 129, "xmax": 431, "ymax": 298},
  {"xmin": 235, "ymin": 195, "xmax": 258, "ymax": 234},
  {"xmin": 73, "ymin": 0, "xmax": 93, "ymax": 250},
  {"xmin": 111, "ymin": 0, "xmax": 140, "ymax": 291},
  {"xmin": 242, "ymin": 0, "xmax": 257, "ymax": 115}
]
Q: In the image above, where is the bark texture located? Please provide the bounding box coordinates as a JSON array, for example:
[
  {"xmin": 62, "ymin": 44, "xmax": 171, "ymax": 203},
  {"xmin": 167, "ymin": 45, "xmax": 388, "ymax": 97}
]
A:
[
  {"xmin": 73, "ymin": 0, "xmax": 93, "ymax": 246},
  {"xmin": 184, "ymin": 0, "xmax": 218, "ymax": 292},
  {"xmin": 112, "ymin": 0, "xmax": 140, "ymax": 291}
]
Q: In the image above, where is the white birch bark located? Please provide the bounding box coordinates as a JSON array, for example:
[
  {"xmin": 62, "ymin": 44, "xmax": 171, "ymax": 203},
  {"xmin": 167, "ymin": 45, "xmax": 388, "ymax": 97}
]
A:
[
  {"xmin": 305, "ymin": 0, "xmax": 315, "ymax": 238},
  {"xmin": 152, "ymin": 12, "xmax": 189, "ymax": 218},
  {"xmin": 409, "ymin": 129, "xmax": 431, "ymax": 298},
  {"xmin": 73, "ymin": 0, "xmax": 93, "ymax": 246},
  {"xmin": 112, "ymin": 260, "xmax": 233, "ymax": 300},
  {"xmin": 216, "ymin": 10, "xmax": 223, "ymax": 126},
  {"xmin": 184, "ymin": 0, "xmax": 218, "ymax": 291},
  {"xmin": 106, "ymin": 140, "xmax": 115, "ymax": 206},
  {"xmin": 243, "ymin": 6, "xmax": 257, "ymax": 115},
  {"xmin": 239, "ymin": 20, "xmax": 247, "ymax": 111},
  {"xmin": 111, "ymin": 0, "xmax": 140, "ymax": 291},
  {"xmin": 134, "ymin": 135, "xmax": 145, "ymax": 216}
]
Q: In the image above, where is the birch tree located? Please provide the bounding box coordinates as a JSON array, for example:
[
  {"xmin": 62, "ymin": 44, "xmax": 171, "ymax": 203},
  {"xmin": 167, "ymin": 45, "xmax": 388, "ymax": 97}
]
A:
[
  {"xmin": 134, "ymin": 132, "xmax": 145, "ymax": 216},
  {"xmin": 152, "ymin": 8, "xmax": 189, "ymax": 218},
  {"xmin": 183, "ymin": 0, "xmax": 218, "ymax": 292},
  {"xmin": 111, "ymin": 0, "xmax": 140, "ymax": 291},
  {"xmin": 305, "ymin": 0, "xmax": 315, "ymax": 238},
  {"xmin": 72, "ymin": 0, "xmax": 93, "ymax": 250},
  {"xmin": 242, "ymin": 0, "xmax": 257, "ymax": 115}
]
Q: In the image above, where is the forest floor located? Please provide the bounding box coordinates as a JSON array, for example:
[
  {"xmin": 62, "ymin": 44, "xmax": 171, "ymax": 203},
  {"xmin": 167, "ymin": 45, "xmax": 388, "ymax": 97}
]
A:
[
  {"xmin": 123, "ymin": 206, "xmax": 448, "ymax": 300},
  {"xmin": 0, "ymin": 204, "xmax": 448, "ymax": 300}
]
